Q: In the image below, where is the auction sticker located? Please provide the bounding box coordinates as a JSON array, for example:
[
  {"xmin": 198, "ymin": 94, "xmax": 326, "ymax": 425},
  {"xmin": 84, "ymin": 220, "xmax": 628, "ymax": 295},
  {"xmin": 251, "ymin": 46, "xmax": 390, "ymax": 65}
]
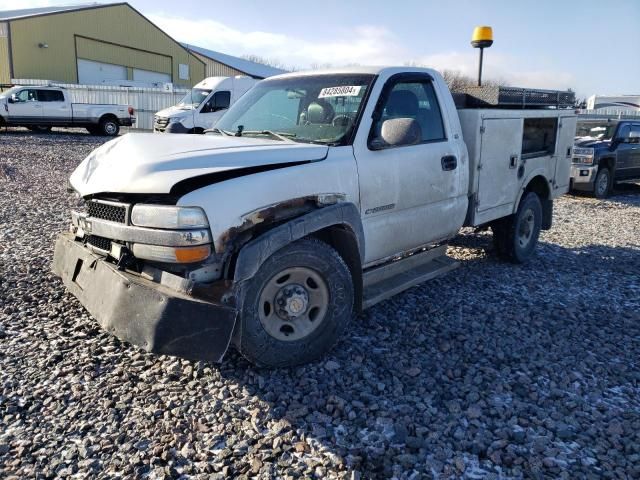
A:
[{"xmin": 319, "ymin": 85, "xmax": 362, "ymax": 98}]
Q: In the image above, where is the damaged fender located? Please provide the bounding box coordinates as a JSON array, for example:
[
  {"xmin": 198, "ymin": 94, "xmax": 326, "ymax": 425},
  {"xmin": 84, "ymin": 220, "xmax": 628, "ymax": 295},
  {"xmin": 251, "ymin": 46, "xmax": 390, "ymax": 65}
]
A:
[{"xmin": 234, "ymin": 202, "xmax": 365, "ymax": 283}]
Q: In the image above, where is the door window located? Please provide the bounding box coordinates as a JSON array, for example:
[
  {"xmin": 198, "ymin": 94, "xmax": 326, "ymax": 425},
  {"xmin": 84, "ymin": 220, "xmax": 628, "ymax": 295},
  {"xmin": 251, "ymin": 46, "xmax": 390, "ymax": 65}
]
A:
[
  {"xmin": 617, "ymin": 124, "xmax": 631, "ymax": 142},
  {"xmin": 369, "ymin": 78, "xmax": 446, "ymax": 149},
  {"xmin": 629, "ymin": 125, "xmax": 640, "ymax": 144},
  {"xmin": 201, "ymin": 91, "xmax": 231, "ymax": 113},
  {"xmin": 37, "ymin": 90, "xmax": 64, "ymax": 102},
  {"xmin": 16, "ymin": 89, "xmax": 38, "ymax": 102},
  {"xmin": 212, "ymin": 91, "xmax": 231, "ymax": 110}
]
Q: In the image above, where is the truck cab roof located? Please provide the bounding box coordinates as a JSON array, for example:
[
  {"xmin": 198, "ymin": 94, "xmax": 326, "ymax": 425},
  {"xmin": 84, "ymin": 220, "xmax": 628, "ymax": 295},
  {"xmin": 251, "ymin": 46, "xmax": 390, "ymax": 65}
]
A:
[{"xmin": 268, "ymin": 66, "xmax": 439, "ymax": 80}]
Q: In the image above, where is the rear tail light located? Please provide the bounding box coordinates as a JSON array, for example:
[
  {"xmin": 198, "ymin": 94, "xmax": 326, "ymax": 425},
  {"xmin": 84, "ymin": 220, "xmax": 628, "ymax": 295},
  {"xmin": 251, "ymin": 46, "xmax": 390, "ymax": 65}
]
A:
[{"xmin": 128, "ymin": 106, "xmax": 135, "ymax": 116}]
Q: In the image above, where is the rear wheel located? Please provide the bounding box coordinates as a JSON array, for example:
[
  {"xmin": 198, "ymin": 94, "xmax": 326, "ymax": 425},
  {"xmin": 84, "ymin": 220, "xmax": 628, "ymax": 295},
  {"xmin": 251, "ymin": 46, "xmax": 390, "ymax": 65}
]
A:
[
  {"xmin": 594, "ymin": 167, "xmax": 611, "ymax": 199},
  {"xmin": 98, "ymin": 117, "xmax": 120, "ymax": 136},
  {"xmin": 235, "ymin": 238, "xmax": 353, "ymax": 367},
  {"xmin": 491, "ymin": 192, "xmax": 542, "ymax": 264}
]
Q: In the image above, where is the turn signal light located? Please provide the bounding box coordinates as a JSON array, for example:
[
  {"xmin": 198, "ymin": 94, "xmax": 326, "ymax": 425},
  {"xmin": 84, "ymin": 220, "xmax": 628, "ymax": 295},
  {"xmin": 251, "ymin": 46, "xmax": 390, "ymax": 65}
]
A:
[
  {"xmin": 128, "ymin": 106, "xmax": 135, "ymax": 116},
  {"xmin": 175, "ymin": 245, "xmax": 211, "ymax": 263}
]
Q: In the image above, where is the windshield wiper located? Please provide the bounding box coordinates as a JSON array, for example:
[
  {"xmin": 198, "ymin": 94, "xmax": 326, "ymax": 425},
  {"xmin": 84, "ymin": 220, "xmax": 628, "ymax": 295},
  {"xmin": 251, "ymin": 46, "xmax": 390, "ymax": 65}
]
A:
[
  {"xmin": 205, "ymin": 127, "xmax": 234, "ymax": 136},
  {"xmin": 240, "ymin": 130, "xmax": 297, "ymax": 142}
]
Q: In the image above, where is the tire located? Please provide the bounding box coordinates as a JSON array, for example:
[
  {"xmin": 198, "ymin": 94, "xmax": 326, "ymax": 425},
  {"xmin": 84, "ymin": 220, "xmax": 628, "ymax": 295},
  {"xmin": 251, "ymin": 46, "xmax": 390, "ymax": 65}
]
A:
[
  {"xmin": 492, "ymin": 192, "xmax": 543, "ymax": 264},
  {"xmin": 235, "ymin": 238, "xmax": 354, "ymax": 367},
  {"xmin": 28, "ymin": 126, "xmax": 52, "ymax": 133},
  {"xmin": 594, "ymin": 167, "xmax": 611, "ymax": 199},
  {"xmin": 98, "ymin": 117, "xmax": 120, "ymax": 136}
]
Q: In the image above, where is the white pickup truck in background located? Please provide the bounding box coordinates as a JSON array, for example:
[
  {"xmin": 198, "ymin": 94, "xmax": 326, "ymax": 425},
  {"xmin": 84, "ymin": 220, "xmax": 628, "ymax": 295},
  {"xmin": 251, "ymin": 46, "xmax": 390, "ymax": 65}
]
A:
[
  {"xmin": 53, "ymin": 67, "xmax": 577, "ymax": 367},
  {"xmin": 153, "ymin": 76, "xmax": 257, "ymax": 133},
  {"xmin": 0, "ymin": 86, "xmax": 135, "ymax": 136}
]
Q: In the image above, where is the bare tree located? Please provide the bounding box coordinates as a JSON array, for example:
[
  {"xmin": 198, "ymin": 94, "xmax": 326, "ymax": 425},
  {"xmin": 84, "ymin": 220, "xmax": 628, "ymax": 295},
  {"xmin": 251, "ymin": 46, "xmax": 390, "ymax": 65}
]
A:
[
  {"xmin": 404, "ymin": 61, "xmax": 508, "ymax": 89},
  {"xmin": 242, "ymin": 54, "xmax": 293, "ymax": 71},
  {"xmin": 440, "ymin": 69, "xmax": 507, "ymax": 90}
]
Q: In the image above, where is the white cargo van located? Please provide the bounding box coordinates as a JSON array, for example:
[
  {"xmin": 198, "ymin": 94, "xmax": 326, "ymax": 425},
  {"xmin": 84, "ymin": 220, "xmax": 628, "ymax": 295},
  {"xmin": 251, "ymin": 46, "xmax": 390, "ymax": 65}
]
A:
[{"xmin": 154, "ymin": 76, "xmax": 257, "ymax": 133}]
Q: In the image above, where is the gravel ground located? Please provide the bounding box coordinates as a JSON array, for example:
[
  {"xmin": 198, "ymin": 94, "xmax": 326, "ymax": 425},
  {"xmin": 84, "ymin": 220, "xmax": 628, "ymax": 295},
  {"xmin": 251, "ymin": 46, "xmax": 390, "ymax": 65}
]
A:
[{"xmin": 1, "ymin": 129, "xmax": 639, "ymax": 479}]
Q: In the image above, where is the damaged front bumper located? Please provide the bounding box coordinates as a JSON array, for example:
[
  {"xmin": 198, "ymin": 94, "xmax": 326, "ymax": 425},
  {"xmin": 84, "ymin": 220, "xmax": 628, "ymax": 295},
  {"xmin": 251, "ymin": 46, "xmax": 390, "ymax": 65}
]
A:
[{"xmin": 52, "ymin": 233, "xmax": 237, "ymax": 362}]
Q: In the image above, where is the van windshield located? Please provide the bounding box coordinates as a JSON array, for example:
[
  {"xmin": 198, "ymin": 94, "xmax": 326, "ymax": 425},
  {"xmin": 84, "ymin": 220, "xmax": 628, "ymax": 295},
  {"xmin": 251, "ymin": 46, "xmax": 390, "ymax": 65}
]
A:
[
  {"xmin": 214, "ymin": 74, "xmax": 375, "ymax": 145},
  {"xmin": 178, "ymin": 88, "xmax": 211, "ymax": 108}
]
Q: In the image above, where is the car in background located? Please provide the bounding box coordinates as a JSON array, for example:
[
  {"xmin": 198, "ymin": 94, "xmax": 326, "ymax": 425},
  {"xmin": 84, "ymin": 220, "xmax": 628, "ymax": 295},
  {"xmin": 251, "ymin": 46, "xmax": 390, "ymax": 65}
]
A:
[
  {"xmin": 0, "ymin": 86, "xmax": 134, "ymax": 136},
  {"xmin": 572, "ymin": 120, "xmax": 640, "ymax": 198},
  {"xmin": 153, "ymin": 76, "xmax": 257, "ymax": 133}
]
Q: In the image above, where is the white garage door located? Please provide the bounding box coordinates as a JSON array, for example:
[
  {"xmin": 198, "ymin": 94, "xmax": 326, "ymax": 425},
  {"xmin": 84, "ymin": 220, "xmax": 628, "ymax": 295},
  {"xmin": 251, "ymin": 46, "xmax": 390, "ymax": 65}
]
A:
[
  {"xmin": 77, "ymin": 59, "xmax": 127, "ymax": 84},
  {"xmin": 133, "ymin": 68, "xmax": 171, "ymax": 85}
]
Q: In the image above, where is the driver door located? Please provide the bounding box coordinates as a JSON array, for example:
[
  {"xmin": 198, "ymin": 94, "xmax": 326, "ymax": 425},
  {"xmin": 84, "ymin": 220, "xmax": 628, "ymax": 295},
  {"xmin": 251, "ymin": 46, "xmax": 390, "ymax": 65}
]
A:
[
  {"xmin": 615, "ymin": 124, "xmax": 634, "ymax": 179},
  {"xmin": 7, "ymin": 89, "xmax": 43, "ymax": 124},
  {"xmin": 352, "ymin": 73, "xmax": 468, "ymax": 265},
  {"xmin": 197, "ymin": 90, "xmax": 231, "ymax": 129}
]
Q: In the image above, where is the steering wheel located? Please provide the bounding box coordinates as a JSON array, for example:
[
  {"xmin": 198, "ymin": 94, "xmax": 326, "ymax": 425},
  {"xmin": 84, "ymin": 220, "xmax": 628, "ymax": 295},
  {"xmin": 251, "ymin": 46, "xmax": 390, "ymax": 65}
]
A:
[{"xmin": 332, "ymin": 114, "xmax": 355, "ymax": 127}]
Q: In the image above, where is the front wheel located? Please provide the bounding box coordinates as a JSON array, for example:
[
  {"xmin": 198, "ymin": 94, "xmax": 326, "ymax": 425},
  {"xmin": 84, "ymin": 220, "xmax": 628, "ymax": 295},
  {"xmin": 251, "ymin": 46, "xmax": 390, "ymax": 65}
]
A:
[
  {"xmin": 235, "ymin": 238, "xmax": 354, "ymax": 367},
  {"xmin": 594, "ymin": 167, "xmax": 611, "ymax": 199},
  {"xmin": 491, "ymin": 192, "xmax": 542, "ymax": 264}
]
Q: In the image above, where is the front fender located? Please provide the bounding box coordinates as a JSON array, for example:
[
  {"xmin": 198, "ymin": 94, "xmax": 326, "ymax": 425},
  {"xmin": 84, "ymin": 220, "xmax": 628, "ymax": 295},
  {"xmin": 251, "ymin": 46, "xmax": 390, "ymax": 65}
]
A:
[{"xmin": 233, "ymin": 202, "xmax": 364, "ymax": 283}]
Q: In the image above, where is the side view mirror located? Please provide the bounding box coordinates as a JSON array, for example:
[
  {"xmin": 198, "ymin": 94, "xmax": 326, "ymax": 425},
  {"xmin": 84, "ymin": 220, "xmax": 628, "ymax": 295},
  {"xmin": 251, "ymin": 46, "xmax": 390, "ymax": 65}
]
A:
[
  {"xmin": 7, "ymin": 95, "xmax": 16, "ymax": 104},
  {"xmin": 371, "ymin": 118, "xmax": 422, "ymax": 149}
]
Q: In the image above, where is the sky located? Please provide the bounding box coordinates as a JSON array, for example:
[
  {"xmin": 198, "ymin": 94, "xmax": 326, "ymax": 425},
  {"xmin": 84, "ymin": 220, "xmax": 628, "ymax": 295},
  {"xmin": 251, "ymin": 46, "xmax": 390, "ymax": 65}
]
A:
[{"xmin": 1, "ymin": 0, "xmax": 639, "ymax": 98}]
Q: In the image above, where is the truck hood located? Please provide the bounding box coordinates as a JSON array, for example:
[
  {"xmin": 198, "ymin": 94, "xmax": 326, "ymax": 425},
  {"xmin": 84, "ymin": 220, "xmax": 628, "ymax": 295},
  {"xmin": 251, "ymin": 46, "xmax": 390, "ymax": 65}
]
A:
[
  {"xmin": 70, "ymin": 133, "xmax": 328, "ymax": 197},
  {"xmin": 574, "ymin": 138, "xmax": 611, "ymax": 149},
  {"xmin": 155, "ymin": 105, "xmax": 195, "ymax": 117}
]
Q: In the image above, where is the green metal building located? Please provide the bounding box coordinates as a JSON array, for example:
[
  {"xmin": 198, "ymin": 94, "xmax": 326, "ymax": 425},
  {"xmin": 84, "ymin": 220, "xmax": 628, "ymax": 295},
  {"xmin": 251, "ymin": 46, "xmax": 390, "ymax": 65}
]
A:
[{"xmin": 0, "ymin": 3, "xmax": 206, "ymax": 87}]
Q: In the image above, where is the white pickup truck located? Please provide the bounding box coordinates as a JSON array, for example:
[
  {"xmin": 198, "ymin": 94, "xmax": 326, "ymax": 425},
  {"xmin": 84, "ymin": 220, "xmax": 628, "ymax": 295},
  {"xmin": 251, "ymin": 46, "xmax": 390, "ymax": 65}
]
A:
[
  {"xmin": 0, "ymin": 86, "xmax": 134, "ymax": 136},
  {"xmin": 52, "ymin": 67, "xmax": 576, "ymax": 367}
]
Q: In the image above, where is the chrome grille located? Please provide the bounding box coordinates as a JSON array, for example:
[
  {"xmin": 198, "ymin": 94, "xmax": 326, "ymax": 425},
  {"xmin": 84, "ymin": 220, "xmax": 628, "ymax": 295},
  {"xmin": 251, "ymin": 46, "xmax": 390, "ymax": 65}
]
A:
[{"xmin": 88, "ymin": 201, "xmax": 127, "ymax": 224}]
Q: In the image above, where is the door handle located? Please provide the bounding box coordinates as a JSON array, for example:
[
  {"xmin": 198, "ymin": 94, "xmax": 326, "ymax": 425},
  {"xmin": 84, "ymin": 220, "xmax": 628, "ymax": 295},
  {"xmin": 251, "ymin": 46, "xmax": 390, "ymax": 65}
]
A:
[
  {"xmin": 509, "ymin": 154, "xmax": 518, "ymax": 168},
  {"xmin": 441, "ymin": 155, "xmax": 457, "ymax": 171}
]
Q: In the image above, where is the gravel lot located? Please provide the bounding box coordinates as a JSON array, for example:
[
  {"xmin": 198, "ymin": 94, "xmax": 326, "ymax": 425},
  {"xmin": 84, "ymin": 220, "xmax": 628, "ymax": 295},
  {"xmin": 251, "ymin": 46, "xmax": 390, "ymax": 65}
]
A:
[{"xmin": 1, "ymin": 129, "xmax": 639, "ymax": 479}]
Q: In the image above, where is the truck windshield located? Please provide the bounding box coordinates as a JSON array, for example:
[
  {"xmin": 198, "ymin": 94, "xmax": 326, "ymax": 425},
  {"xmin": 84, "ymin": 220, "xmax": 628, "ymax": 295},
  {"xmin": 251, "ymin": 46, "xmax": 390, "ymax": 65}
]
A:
[
  {"xmin": 178, "ymin": 88, "xmax": 211, "ymax": 108},
  {"xmin": 0, "ymin": 86, "xmax": 21, "ymax": 98},
  {"xmin": 576, "ymin": 123, "xmax": 616, "ymax": 140},
  {"xmin": 214, "ymin": 74, "xmax": 375, "ymax": 145}
]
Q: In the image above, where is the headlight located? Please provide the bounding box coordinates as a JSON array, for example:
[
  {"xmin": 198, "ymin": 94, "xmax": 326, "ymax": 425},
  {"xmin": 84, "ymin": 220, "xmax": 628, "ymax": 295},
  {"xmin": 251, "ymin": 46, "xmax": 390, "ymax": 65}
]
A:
[
  {"xmin": 131, "ymin": 205, "xmax": 209, "ymax": 229},
  {"xmin": 168, "ymin": 117, "xmax": 185, "ymax": 124},
  {"xmin": 572, "ymin": 155, "xmax": 594, "ymax": 165},
  {"xmin": 572, "ymin": 147, "xmax": 595, "ymax": 165}
]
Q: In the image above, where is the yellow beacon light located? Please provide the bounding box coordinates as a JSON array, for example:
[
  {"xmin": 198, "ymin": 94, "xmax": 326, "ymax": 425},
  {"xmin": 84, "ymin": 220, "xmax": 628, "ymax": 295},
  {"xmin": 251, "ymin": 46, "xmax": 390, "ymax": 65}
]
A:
[
  {"xmin": 470, "ymin": 26, "xmax": 493, "ymax": 86},
  {"xmin": 471, "ymin": 26, "xmax": 493, "ymax": 48}
]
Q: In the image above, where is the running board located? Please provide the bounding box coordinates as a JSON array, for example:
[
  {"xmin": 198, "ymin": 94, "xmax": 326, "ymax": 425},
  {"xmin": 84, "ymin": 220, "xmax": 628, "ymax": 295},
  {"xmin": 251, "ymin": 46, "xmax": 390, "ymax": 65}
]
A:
[{"xmin": 362, "ymin": 245, "xmax": 459, "ymax": 309}]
